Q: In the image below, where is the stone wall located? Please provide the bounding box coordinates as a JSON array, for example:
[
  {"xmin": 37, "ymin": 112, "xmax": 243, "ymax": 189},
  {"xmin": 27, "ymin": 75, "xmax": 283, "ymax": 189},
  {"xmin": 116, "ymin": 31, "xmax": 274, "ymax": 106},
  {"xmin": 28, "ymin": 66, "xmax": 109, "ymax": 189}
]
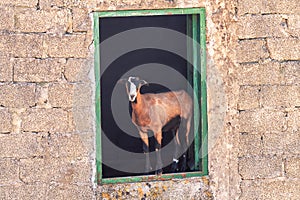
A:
[
  {"xmin": 0, "ymin": 0, "xmax": 95, "ymax": 199},
  {"xmin": 236, "ymin": 0, "xmax": 300, "ymax": 199},
  {"xmin": 0, "ymin": 0, "xmax": 299, "ymax": 199}
]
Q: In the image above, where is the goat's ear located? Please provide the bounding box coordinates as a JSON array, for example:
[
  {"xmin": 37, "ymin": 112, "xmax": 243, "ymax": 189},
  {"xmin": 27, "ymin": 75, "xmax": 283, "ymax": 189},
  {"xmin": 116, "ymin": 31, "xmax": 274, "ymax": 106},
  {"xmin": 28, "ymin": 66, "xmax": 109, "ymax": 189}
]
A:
[
  {"xmin": 139, "ymin": 80, "xmax": 148, "ymax": 86},
  {"xmin": 117, "ymin": 78, "xmax": 127, "ymax": 84}
]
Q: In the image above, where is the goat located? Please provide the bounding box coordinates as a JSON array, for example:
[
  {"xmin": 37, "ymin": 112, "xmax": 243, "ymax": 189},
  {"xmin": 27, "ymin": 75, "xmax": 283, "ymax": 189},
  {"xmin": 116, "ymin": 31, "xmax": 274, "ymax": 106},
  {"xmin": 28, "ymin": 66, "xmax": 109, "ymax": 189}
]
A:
[{"xmin": 120, "ymin": 76, "xmax": 193, "ymax": 175}]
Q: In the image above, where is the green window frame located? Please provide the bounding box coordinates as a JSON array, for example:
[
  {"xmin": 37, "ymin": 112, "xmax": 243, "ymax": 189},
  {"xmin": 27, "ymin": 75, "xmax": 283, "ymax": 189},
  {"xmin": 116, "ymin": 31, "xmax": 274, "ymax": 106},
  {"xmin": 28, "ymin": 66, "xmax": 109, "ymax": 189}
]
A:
[{"xmin": 94, "ymin": 8, "xmax": 208, "ymax": 184}]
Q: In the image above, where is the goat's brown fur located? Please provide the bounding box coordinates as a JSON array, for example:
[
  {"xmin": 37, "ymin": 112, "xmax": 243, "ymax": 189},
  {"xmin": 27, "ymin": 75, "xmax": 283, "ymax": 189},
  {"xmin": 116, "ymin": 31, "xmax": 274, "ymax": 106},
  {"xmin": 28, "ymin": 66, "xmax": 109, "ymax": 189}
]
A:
[
  {"xmin": 132, "ymin": 88, "xmax": 192, "ymax": 144},
  {"xmin": 124, "ymin": 77, "xmax": 192, "ymax": 174}
]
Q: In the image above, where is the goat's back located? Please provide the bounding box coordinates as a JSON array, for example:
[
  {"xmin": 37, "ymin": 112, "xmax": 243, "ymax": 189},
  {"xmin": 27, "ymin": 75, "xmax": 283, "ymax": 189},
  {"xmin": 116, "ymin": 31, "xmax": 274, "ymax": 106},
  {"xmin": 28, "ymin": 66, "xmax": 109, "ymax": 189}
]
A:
[{"xmin": 143, "ymin": 90, "xmax": 192, "ymax": 120}]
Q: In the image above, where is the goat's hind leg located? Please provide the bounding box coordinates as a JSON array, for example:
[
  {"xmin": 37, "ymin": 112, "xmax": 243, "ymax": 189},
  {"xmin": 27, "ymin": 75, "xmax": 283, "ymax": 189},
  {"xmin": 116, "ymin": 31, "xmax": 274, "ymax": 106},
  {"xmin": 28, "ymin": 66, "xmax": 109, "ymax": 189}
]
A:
[
  {"xmin": 170, "ymin": 128, "xmax": 180, "ymax": 172},
  {"xmin": 154, "ymin": 130, "xmax": 163, "ymax": 175},
  {"xmin": 143, "ymin": 143, "xmax": 152, "ymax": 174},
  {"xmin": 180, "ymin": 116, "xmax": 192, "ymax": 172}
]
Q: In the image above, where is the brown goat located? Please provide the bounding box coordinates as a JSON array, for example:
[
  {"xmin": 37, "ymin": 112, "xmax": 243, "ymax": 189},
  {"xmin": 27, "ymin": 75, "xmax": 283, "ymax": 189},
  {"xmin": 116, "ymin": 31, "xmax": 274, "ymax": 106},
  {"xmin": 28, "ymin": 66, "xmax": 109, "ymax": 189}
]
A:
[{"xmin": 121, "ymin": 77, "xmax": 193, "ymax": 175}]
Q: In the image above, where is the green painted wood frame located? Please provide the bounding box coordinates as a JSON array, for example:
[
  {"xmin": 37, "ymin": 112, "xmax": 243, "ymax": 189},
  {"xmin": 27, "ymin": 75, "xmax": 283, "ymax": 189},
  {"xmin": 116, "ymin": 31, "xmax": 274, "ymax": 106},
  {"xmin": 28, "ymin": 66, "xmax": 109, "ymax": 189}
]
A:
[{"xmin": 94, "ymin": 7, "xmax": 208, "ymax": 184}]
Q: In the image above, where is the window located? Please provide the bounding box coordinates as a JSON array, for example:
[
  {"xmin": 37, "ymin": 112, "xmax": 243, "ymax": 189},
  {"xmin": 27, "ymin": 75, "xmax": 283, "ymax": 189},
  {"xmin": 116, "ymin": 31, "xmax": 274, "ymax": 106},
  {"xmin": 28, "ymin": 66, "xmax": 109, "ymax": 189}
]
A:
[{"xmin": 94, "ymin": 8, "xmax": 207, "ymax": 184}]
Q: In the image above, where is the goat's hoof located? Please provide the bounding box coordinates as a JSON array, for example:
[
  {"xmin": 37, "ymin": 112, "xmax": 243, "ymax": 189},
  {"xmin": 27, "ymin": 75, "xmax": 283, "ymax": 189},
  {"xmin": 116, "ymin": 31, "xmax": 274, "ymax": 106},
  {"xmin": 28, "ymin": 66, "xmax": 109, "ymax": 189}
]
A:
[
  {"xmin": 145, "ymin": 167, "xmax": 153, "ymax": 174},
  {"xmin": 171, "ymin": 162, "xmax": 179, "ymax": 172},
  {"xmin": 180, "ymin": 165, "xmax": 187, "ymax": 172},
  {"xmin": 155, "ymin": 169, "xmax": 163, "ymax": 176},
  {"xmin": 180, "ymin": 156, "xmax": 187, "ymax": 172}
]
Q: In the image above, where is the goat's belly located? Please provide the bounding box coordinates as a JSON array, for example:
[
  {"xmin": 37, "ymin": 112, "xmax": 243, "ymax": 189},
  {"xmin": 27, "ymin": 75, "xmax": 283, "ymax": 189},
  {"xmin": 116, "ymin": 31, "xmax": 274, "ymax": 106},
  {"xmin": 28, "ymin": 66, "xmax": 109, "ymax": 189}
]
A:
[
  {"xmin": 139, "ymin": 126, "xmax": 149, "ymax": 133},
  {"xmin": 133, "ymin": 123, "xmax": 150, "ymax": 133},
  {"xmin": 162, "ymin": 115, "xmax": 181, "ymax": 132},
  {"xmin": 132, "ymin": 119, "xmax": 150, "ymax": 133}
]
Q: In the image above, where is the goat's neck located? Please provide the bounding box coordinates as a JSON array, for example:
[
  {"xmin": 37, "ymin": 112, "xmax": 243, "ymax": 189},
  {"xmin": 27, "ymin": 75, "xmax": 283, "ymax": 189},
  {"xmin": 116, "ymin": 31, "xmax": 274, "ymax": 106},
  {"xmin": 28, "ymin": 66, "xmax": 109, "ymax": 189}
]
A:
[
  {"xmin": 132, "ymin": 91, "xmax": 142, "ymax": 105},
  {"xmin": 131, "ymin": 91, "xmax": 152, "ymax": 127},
  {"xmin": 131, "ymin": 91, "xmax": 145, "ymax": 112}
]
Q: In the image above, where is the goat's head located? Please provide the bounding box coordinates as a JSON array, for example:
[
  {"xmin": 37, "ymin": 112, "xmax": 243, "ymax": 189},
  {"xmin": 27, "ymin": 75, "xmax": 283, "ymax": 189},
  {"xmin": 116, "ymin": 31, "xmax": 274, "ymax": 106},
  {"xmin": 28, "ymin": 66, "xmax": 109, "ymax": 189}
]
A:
[{"xmin": 121, "ymin": 77, "xmax": 148, "ymax": 102}]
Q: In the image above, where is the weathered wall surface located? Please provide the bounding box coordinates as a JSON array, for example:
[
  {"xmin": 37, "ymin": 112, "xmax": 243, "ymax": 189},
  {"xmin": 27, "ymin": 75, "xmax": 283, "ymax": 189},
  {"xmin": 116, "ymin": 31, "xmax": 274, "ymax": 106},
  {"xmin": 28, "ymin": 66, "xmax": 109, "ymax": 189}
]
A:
[
  {"xmin": 0, "ymin": 0, "xmax": 299, "ymax": 199},
  {"xmin": 0, "ymin": 0, "xmax": 95, "ymax": 199},
  {"xmin": 236, "ymin": 1, "xmax": 300, "ymax": 199}
]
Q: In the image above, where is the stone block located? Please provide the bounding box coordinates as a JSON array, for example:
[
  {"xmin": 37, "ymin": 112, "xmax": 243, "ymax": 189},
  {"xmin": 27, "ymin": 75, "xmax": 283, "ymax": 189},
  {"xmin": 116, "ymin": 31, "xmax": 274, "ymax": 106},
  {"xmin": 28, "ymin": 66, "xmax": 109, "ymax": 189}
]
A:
[
  {"xmin": 262, "ymin": 180, "xmax": 300, "ymax": 200},
  {"xmin": 1, "ymin": 184, "xmax": 47, "ymax": 200},
  {"xmin": 19, "ymin": 158, "xmax": 51, "ymax": 183},
  {"xmin": 46, "ymin": 133, "xmax": 89, "ymax": 158},
  {"xmin": 94, "ymin": 0, "xmax": 201, "ymax": 10},
  {"xmin": 286, "ymin": 132, "xmax": 300, "ymax": 155},
  {"xmin": 22, "ymin": 108, "xmax": 69, "ymax": 133},
  {"xmin": 282, "ymin": 61, "xmax": 300, "ymax": 85},
  {"xmin": 73, "ymin": 8, "xmax": 91, "ymax": 32},
  {"xmin": 267, "ymin": 38, "xmax": 300, "ymax": 61},
  {"xmin": 288, "ymin": 15, "xmax": 300, "ymax": 38},
  {"xmin": 238, "ymin": 0, "xmax": 300, "ymax": 15},
  {"xmin": 63, "ymin": 157, "xmax": 91, "ymax": 184},
  {"xmin": 1, "ymin": 34, "xmax": 47, "ymax": 58},
  {"xmin": 0, "ymin": 108, "xmax": 12, "ymax": 133},
  {"xmin": 237, "ymin": 62, "xmax": 284, "ymax": 85},
  {"xmin": 47, "ymin": 34, "xmax": 88, "ymax": 58},
  {"xmin": 285, "ymin": 157, "xmax": 300, "ymax": 178},
  {"xmin": 283, "ymin": 180, "xmax": 300, "ymax": 200},
  {"xmin": 72, "ymin": 107, "xmax": 93, "ymax": 132},
  {"xmin": 0, "ymin": 158, "xmax": 19, "ymax": 184},
  {"xmin": 240, "ymin": 180, "xmax": 262, "ymax": 200},
  {"xmin": 239, "ymin": 155, "xmax": 282, "ymax": 179},
  {"xmin": 239, "ymin": 133, "xmax": 262, "ymax": 157},
  {"xmin": 261, "ymin": 180, "xmax": 288, "ymax": 200},
  {"xmin": 39, "ymin": 0, "xmax": 96, "ymax": 9},
  {"xmin": 237, "ymin": 15, "xmax": 286, "ymax": 39},
  {"xmin": 14, "ymin": 58, "xmax": 64, "ymax": 82},
  {"xmin": 0, "ymin": 83, "xmax": 36, "ymax": 108},
  {"xmin": 241, "ymin": 179, "xmax": 300, "ymax": 200},
  {"xmin": 39, "ymin": 0, "xmax": 64, "ymax": 8},
  {"xmin": 0, "ymin": 57, "xmax": 13, "ymax": 82},
  {"xmin": 237, "ymin": 40, "xmax": 269, "ymax": 63},
  {"xmin": 0, "ymin": 0, "xmax": 38, "ymax": 7},
  {"xmin": 263, "ymin": 111, "xmax": 289, "ymax": 132},
  {"xmin": 286, "ymin": 115, "xmax": 300, "ymax": 154},
  {"xmin": 288, "ymin": 111, "xmax": 300, "ymax": 132},
  {"xmin": 19, "ymin": 157, "xmax": 91, "ymax": 184},
  {"xmin": 239, "ymin": 111, "xmax": 260, "ymax": 133},
  {"xmin": 64, "ymin": 58, "xmax": 91, "ymax": 82},
  {"xmin": 72, "ymin": 83, "xmax": 92, "ymax": 107},
  {"xmin": 261, "ymin": 85, "xmax": 299, "ymax": 108},
  {"xmin": 48, "ymin": 83, "xmax": 74, "ymax": 108},
  {"xmin": 0, "ymin": 133, "xmax": 44, "ymax": 158},
  {"xmin": 0, "ymin": 35, "xmax": 9, "ymax": 57},
  {"xmin": 238, "ymin": 86, "xmax": 260, "ymax": 110},
  {"xmin": 15, "ymin": 8, "xmax": 71, "ymax": 34},
  {"xmin": 47, "ymin": 185, "xmax": 94, "ymax": 200},
  {"xmin": 48, "ymin": 83, "xmax": 92, "ymax": 109},
  {"xmin": 262, "ymin": 132, "xmax": 285, "ymax": 155},
  {"xmin": 239, "ymin": 110, "xmax": 287, "ymax": 133},
  {"xmin": 0, "ymin": 7, "xmax": 14, "ymax": 31},
  {"xmin": 261, "ymin": 181, "xmax": 287, "ymax": 200},
  {"xmin": 13, "ymin": 34, "xmax": 47, "ymax": 58}
]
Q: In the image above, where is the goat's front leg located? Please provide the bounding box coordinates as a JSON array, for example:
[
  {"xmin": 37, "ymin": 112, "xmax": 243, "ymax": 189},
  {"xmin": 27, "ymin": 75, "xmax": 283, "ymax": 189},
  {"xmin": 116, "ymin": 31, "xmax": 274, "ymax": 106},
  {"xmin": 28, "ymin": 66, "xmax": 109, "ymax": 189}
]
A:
[
  {"xmin": 139, "ymin": 131, "xmax": 152, "ymax": 173},
  {"xmin": 154, "ymin": 130, "xmax": 163, "ymax": 175}
]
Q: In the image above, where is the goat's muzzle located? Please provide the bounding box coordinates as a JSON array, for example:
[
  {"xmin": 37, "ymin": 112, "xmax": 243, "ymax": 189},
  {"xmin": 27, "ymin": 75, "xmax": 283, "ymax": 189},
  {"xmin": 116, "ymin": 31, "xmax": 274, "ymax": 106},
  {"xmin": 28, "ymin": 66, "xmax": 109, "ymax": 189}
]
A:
[{"xmin": 129, "ymin": 94, "xmax": 137, "ymax": 102}]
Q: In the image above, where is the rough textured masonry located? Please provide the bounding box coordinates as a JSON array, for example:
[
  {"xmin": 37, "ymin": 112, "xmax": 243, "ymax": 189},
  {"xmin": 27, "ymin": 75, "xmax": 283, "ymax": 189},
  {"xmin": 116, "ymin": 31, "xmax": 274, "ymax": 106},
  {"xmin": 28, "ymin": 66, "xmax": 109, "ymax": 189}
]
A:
[{"xmin": 0, "ymin": 0, "xmax": 299, "ymax": 199}]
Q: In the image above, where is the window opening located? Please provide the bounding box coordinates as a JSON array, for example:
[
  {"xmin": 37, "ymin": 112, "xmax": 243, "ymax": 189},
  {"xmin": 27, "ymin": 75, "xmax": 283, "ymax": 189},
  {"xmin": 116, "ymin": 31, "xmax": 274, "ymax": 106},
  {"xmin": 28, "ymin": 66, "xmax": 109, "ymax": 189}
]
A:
[{"xmin": 94, "ymin": 8, "xmax": 207, "ymax": 184}]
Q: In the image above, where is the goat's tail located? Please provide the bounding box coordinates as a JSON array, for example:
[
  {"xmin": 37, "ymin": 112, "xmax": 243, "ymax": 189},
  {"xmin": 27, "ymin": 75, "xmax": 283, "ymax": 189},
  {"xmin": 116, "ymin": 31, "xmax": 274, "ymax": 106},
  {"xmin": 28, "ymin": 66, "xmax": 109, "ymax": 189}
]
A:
[{"xmin": 185, "ymin": 116, "xmax": 192, "ymax": 145}]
